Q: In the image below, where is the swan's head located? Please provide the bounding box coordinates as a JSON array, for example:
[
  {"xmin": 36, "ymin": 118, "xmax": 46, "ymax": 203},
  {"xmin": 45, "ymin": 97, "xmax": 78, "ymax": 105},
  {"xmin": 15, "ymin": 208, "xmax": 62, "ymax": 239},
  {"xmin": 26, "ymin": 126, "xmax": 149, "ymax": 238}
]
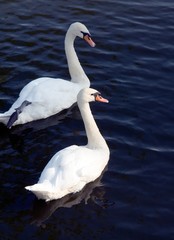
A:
[
  {"xmin": 69, "ymin": 22, "xmax": 96, "ymax": 47},
  {"xmin": 77, "ymin": 88, "xmax": 109, "ymax": 105}
]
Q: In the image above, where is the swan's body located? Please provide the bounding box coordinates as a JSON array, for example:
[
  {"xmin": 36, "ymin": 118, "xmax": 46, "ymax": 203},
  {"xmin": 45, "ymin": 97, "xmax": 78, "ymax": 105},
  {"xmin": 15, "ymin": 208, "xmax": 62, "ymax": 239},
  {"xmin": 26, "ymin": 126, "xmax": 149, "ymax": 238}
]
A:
[
  {"xmin": 25, "ymin": 88, "xmax": 110, "ymax": 202},
  {"xmin": 0, "ymin": 22, "xmax": 95, "ymax": 128}
]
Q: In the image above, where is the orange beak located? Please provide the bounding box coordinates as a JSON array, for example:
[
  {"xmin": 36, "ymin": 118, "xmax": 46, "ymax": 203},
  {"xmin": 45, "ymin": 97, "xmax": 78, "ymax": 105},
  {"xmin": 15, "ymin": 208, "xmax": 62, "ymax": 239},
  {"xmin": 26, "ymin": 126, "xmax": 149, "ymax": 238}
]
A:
[
  {"xmin": 84, "ymin": 34, "xmax": 96, "ymax": 47},
  {"xmin": 95, "ymin": 95, "xmax": 109, "ymax": 103}
]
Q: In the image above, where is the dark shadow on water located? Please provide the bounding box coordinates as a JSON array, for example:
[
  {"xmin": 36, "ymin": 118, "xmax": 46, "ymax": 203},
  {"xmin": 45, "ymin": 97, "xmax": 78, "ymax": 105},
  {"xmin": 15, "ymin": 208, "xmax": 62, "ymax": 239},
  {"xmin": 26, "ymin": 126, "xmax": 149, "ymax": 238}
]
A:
[
  {"xmin": 28, "ymin": 167, "xmax": 115, "ymax": 227},
  {"xmin": 0, "ymin": 103, "xmax": 79, "ymax": 140},
  {"xmin": 10, "ymin": 103, "xmax": 79, "ymax": 134},
  {"xmin": 0, "ymin": 104, "xmax": 80, "ymax": 154}
]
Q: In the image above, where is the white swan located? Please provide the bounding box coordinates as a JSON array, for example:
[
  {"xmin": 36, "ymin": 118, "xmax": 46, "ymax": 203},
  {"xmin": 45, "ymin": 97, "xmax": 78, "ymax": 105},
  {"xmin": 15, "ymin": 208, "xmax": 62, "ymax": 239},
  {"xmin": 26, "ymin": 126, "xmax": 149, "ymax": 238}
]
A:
[
  {"xmin": 0, "ymin": 22, "xmax": 95, "ymax": 128},
  {"xmin": 25, "ymin": 88, "xmax": 110, "ymax": 202}
]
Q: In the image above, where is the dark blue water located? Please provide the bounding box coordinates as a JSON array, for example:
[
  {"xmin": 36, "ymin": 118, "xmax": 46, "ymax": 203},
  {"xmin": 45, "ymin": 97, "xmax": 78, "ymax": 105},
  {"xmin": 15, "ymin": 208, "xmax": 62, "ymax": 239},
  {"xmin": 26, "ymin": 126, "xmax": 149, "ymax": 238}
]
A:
[{"xmin": 0, "ymin": 0, "xmax": 174, "ymax": 239}]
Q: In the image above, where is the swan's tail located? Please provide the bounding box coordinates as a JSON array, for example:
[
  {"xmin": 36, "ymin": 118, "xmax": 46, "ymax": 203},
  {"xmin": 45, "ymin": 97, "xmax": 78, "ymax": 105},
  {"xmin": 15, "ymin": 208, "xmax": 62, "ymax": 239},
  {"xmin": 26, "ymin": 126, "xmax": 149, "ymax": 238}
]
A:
[
  {"xmin": 25, "ymin": 183, "xmax": 55, "ymax": 202},
  {"xmin": 4, "ymin": 101, "xmax": 31, "ymax": 128},
  {"xmin": 0, "ymin": 113, "xmax": 10, "ymax": 125}
]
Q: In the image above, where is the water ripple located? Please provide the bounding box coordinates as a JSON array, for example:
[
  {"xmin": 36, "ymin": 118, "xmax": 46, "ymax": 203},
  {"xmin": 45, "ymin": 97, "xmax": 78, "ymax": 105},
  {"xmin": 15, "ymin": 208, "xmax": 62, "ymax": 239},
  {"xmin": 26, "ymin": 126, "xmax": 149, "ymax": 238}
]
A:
[{"xmin": 0, "ymin": 0, "xmax": 174, "ymax": 239}]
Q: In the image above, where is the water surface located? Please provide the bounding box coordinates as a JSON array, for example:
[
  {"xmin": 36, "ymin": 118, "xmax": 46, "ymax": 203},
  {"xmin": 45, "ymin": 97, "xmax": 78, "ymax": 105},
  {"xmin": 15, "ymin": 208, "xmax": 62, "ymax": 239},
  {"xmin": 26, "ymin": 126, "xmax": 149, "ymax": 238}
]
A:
[{"xmin": 0, "ymin": 0, "xmax": 174, "ymax": 239}]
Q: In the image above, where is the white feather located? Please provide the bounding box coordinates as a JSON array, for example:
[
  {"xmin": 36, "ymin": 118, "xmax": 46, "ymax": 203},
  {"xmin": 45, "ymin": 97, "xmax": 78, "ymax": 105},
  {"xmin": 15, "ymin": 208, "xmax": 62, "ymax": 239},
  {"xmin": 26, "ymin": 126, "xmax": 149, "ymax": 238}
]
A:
[{"xmin": 25, "ymin": 88, "xmax": 110, "ymax": 201}]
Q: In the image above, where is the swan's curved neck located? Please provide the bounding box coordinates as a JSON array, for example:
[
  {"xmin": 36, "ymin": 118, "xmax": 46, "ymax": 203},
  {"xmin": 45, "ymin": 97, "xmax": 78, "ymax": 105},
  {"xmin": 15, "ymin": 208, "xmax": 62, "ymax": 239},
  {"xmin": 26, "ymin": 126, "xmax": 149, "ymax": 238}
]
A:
[
  {"xmin": 79, "ymin": 102, "xmax": 108, "ymax": 149},
  {"xmin": 65, "ymin": 31, "xmax": 90, "ymax": 86}
]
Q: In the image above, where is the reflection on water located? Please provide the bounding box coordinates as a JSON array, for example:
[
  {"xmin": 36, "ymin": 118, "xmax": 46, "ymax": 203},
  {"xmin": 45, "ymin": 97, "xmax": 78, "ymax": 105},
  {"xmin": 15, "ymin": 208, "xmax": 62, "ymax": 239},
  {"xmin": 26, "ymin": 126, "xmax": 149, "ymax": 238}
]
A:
[{"xmin": 29, "ymin": 168, "xmax": 114, "ymax": 227}]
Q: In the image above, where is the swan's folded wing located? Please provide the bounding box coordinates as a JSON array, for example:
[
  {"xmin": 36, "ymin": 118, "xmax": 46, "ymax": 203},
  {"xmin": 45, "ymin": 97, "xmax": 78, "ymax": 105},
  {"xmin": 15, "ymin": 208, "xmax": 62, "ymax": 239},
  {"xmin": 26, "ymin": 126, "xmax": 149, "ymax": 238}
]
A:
[
  {"xmin": 38, "ymin": 145, "xmax": 79, "ymax": 186},
  {"xmin": 56, "ymin": 147, "xmax": 107, "ymax": 190}
]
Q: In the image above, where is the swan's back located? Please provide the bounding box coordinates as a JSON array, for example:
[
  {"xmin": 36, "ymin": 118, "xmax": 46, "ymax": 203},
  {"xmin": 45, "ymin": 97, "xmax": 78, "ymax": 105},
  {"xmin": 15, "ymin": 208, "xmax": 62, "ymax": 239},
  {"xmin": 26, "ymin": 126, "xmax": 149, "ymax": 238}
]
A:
[{"xmin": 26, "ymin": 143, "xmax": 109, "ymax": 201}]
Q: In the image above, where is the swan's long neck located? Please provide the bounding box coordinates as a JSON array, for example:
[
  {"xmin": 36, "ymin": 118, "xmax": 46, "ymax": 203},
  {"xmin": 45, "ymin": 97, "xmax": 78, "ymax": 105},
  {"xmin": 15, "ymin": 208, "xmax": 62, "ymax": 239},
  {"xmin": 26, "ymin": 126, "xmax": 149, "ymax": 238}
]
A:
[
  {"xmin": 79, "ymin": 102, "xmax": 108, "ymax": 149},
  {"xmin": 65, "ymin": 31, "xmax": 90, "ymax": 86}
]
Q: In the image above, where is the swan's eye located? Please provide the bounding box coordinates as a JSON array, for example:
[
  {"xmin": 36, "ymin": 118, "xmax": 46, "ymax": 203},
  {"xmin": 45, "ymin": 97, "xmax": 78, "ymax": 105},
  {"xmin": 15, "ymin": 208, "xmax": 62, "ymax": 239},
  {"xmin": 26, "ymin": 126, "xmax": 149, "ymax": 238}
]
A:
[
  {"xmin": 91, "ymin": 92, "xmax": 101, "ymax": 99},
  {"xmin": 81, "ymin": 31, "xmax": 91, "ymax": 39},
  {"xmin": 91, "ymin": 92, "xmax": 98, "ymax": 96}
]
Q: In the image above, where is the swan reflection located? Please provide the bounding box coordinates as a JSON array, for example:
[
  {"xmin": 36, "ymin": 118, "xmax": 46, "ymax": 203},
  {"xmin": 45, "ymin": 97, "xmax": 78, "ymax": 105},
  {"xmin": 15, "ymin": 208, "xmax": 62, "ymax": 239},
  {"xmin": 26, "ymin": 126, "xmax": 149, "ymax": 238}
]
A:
[{"xmin": 29, "ymin": 168, "xmax": 110, "ymax": 227}]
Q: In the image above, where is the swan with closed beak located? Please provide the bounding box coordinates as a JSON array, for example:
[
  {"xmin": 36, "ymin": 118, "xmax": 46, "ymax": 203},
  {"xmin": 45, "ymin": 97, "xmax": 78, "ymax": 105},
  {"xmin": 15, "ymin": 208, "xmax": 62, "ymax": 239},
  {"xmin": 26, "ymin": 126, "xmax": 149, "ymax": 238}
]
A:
[
  {"xmin": 25, "ymin": 88, "xmax": 110, "ymax": 202},
  {"xmin": 0, "ymin": 22, "xmax": 95, "ymax": 128}
]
